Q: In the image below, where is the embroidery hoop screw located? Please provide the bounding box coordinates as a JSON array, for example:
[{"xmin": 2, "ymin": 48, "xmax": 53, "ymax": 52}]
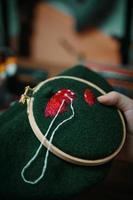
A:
[{"xmin": 19, "ymin": 86, "xmax": 34, "ymax": 104}]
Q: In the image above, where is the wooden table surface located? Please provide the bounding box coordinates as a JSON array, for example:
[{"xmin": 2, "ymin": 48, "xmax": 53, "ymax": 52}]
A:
[{"xmin": 30, "ymin": 3, "xmax": 121, "ymax": 67}]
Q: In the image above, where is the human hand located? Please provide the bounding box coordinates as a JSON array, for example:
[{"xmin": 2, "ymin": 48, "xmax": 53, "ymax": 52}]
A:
[{"xmin": 97, "ymin": 91, "xmax": 133, "ymax": 135}]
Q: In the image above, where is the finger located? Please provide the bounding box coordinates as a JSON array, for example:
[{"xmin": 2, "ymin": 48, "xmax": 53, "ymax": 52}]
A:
[{"xmin": 97, "ymin": 91, "xmax": 133, "ymax": 112}]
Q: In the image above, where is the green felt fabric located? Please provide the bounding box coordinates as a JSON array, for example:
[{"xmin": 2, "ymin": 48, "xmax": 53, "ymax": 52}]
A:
[{"xmin": 0, "ymin": 65, "xmax": 124, "ymax": 199}]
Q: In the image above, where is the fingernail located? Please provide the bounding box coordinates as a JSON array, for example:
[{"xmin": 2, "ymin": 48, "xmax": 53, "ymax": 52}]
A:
[{"xmin": 97, "ymin": 95, "xmax": 105, "ymax": 102}]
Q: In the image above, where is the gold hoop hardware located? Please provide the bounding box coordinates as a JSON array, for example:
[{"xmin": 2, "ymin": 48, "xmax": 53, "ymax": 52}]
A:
[{"xmin": 19, "ymin": 86, "xmax": 34, "ymax": 105}]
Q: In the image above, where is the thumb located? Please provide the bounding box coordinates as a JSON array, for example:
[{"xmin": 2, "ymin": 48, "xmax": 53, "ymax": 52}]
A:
[{"xmin": 97, "ymin": 91, "xmax": 133, "ymax": 112}]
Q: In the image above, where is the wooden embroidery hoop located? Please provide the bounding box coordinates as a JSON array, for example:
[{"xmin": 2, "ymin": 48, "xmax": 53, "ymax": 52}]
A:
[{"xmin": 24, "ymin": 76, "xmax": 126, "ymax": 166}]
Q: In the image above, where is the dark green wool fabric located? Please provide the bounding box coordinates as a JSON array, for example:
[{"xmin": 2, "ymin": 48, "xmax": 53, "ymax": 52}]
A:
[{"xmin": 0, "ymin": 65, "xmax": 125, "ymax": 200}]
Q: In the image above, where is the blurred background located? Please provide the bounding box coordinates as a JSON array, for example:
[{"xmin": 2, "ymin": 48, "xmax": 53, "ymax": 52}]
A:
[{"xmin": 0, "ymin": 0, "xmax": 133, "ymax": 199}]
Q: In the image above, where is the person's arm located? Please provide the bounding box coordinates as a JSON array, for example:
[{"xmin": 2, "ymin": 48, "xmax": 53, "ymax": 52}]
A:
[{"xmin": 97, "ymin": 91, "xmax": 133, "ymax": 135}]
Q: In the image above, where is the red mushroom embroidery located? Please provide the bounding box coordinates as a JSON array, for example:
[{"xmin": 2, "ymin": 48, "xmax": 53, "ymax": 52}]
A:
[
  {"xmin": 45, "ymin": 89, "xmax": 76, "ymax": 117},
  {"xmin": 84, "ymin": 89, "xmax": 95, "ymax": 106}
]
